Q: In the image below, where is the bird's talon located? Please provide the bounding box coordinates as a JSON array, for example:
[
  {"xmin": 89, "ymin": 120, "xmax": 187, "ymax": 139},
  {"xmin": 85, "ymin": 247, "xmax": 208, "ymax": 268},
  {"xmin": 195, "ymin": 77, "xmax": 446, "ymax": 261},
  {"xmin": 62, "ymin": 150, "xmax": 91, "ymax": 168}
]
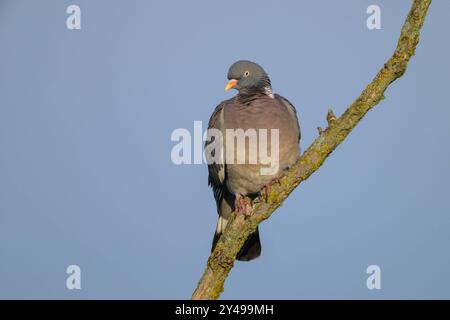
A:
[
  {"xmin": 235, "ymin": 194, "xmax": 252, "ymax": 217},
  {"xmin": 260, "ymin": 185, "xmax": 271, "ymax": 202}
]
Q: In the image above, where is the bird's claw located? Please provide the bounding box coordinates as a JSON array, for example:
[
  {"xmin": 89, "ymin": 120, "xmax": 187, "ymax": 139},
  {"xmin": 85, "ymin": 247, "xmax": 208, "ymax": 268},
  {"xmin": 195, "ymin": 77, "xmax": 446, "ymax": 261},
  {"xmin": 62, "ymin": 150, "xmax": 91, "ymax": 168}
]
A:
[
  {"xmin": 260, "ymin": 185, "xmax": 271, "ymax": 202},
  {"xmin": 259, "ymin": 178, "xmax": 281, "ymax": 202},
  {"xmin": 235, "ymin": 194, "xmax": 252, "ymax": 217}
]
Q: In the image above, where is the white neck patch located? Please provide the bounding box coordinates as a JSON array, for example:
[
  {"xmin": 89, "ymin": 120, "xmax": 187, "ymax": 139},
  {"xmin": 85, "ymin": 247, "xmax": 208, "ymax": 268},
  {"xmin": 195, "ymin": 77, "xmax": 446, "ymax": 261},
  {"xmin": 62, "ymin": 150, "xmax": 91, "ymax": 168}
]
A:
[{"xmin": 264, "ymin": 86, "xmax": 274, "ymax": 98}]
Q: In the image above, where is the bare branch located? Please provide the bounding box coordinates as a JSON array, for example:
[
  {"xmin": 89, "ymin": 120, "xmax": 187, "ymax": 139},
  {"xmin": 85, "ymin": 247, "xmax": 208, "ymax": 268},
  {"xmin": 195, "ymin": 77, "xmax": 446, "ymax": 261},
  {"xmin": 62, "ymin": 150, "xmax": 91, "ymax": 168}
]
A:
[{"xmin": 192, "ymin": 0, "xmax": 432, "ymax": 300}]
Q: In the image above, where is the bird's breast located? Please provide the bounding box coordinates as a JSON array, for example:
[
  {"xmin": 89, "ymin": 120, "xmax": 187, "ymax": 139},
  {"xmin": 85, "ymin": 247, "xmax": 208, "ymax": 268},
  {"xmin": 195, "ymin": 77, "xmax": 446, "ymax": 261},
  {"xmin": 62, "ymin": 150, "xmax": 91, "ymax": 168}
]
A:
[{"xmin": 222, "ymin": 97, "xmax": 300, "ymax": 195}]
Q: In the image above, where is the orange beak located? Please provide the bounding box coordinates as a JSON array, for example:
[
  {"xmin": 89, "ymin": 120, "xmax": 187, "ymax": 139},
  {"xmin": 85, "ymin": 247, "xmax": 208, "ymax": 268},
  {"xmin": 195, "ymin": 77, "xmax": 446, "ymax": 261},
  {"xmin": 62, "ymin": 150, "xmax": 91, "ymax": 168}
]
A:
[{"xmin": 224, "ymin": 79, "xmax": 238, "ymax": 91}]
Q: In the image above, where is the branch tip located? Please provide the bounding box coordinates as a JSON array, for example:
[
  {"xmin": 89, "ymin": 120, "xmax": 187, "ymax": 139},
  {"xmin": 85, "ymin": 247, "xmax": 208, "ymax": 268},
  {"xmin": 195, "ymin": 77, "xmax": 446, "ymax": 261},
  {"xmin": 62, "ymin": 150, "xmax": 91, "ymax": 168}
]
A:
[{"xmin": 327, "ymin": 109, "xmax": 337, "ymax": 126}]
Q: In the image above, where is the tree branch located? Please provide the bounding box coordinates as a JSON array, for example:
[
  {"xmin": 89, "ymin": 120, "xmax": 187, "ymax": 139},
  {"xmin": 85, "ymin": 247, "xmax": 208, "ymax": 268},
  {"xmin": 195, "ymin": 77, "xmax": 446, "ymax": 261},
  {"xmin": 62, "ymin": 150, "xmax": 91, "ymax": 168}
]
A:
[{"xmin": 192, "ymin": 0, "xmax": 432, "ymax": 300}]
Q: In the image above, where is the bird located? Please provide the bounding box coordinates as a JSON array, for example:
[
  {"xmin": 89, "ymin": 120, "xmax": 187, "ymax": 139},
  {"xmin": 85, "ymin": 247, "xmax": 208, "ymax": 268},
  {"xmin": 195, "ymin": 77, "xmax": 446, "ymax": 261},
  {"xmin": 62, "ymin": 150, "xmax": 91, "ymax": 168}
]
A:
[{"xmin": 205, "ymin": 60, "xmax": 301, "ymax": 261}]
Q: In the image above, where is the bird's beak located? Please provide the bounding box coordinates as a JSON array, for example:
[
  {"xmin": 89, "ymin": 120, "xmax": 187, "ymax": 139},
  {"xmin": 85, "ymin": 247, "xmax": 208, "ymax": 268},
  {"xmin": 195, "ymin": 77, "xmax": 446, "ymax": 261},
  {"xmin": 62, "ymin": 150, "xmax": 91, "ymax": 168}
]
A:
[{"xmin": 224, "ymin": 79, "xmax": 238, "ymax": 91}]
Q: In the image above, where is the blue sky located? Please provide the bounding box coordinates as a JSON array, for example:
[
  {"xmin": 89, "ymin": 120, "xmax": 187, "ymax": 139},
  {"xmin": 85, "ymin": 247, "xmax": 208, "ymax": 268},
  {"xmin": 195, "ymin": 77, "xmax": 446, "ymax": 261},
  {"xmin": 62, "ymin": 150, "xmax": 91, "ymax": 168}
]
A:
[{"xmin": 0, "ymin": 0, "xmax": 449, "ymax": 299}]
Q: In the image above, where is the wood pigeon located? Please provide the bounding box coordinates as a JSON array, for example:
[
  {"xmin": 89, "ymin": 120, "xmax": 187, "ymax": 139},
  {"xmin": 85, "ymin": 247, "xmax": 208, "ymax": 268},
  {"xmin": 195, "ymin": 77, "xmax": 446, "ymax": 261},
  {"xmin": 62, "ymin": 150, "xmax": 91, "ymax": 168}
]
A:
[{"xmin": 205, "ymin": 60, "xmax": 301, "ymax": 261}]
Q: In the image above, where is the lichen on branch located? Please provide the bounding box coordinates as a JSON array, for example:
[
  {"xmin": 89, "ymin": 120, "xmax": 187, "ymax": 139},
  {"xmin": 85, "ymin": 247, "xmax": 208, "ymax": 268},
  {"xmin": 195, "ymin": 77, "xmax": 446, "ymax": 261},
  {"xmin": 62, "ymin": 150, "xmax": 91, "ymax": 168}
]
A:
[{"xmin": 192, "ymin": 0, "xmax": 432, "ymax": 300}]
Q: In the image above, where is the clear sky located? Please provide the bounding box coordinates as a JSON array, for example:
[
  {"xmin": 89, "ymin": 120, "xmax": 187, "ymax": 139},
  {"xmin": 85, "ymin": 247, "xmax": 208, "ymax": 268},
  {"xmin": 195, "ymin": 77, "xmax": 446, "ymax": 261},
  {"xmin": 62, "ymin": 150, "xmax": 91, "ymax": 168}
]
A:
[{"xmin": 0, "ymin": 0, "xmax": 449, "ymax": 299}]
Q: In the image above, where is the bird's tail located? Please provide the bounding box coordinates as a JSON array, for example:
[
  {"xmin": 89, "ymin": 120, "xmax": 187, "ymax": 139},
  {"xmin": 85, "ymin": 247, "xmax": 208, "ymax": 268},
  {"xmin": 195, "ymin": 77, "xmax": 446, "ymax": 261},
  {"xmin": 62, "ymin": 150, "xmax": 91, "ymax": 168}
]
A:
[
  {"xmin": 211, "ymin": 215, "xmax": 228, "ymax": 251},
  {"xmin": 211, "ymin": 215, "xmax": 261, "ymax": 261},
  {"xmin": 236, "ymin": 227, "xmax": 261, "ymax": 261}
]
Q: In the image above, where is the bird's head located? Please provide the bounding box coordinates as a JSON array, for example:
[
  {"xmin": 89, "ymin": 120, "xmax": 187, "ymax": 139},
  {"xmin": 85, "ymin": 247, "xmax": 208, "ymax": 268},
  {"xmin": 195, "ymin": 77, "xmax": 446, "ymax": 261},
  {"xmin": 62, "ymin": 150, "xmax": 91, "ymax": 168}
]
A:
[{"xmin": 225, "ymin": 60, "xmax": 272, "ymax": 94}]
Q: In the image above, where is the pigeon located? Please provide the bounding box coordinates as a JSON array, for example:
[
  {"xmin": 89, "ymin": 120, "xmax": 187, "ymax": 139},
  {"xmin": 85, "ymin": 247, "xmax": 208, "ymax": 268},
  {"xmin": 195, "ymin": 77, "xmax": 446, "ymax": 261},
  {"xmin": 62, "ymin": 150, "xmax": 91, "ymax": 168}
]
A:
[{"xmin": 205, "ymin": 60, "xmax": 301, "ymax": 261}]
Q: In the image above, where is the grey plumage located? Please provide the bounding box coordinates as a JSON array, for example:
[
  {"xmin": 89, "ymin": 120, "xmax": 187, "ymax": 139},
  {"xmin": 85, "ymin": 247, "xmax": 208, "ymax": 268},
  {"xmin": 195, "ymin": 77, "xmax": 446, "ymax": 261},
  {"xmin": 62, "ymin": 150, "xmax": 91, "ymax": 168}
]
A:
[{"xmin": 206, "ymin": 60, "xmax": 301, "ymax": 261}]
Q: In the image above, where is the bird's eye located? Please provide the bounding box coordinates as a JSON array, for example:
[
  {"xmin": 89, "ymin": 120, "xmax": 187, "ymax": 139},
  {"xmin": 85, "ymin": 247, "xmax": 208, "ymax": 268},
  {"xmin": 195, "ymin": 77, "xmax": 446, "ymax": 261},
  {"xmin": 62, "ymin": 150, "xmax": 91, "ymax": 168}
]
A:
[{"xmin": 243, "ymin": 71, "xmax": 250, "ymax": 77}]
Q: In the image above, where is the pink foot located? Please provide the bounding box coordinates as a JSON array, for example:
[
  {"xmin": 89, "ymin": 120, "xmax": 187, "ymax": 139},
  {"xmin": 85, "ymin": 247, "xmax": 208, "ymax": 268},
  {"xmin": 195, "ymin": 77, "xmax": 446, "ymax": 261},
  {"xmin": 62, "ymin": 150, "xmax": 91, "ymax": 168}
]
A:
[
  {"xmin": 260, "ymin": 185, "xmax": 271, "ymax": 201},
  {"xmin": 235, "ymin": 194, "xmax": 252, "ymax": 217},
  {"xmin": 259, "ymin": 177, "xmax": 281, "ymax": 201}
]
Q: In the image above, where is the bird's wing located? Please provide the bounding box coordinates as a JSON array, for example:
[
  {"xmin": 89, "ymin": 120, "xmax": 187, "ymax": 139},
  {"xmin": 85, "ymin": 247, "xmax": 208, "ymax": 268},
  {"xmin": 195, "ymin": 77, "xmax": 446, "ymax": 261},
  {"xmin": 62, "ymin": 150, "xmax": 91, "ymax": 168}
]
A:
[
  {"xmin": 205, "ymin": 99, "xmax": 230, "ymax": 212},
  {"xmin": 275, "ymin": 94, "xmax": 301, "ymax": 143}
]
